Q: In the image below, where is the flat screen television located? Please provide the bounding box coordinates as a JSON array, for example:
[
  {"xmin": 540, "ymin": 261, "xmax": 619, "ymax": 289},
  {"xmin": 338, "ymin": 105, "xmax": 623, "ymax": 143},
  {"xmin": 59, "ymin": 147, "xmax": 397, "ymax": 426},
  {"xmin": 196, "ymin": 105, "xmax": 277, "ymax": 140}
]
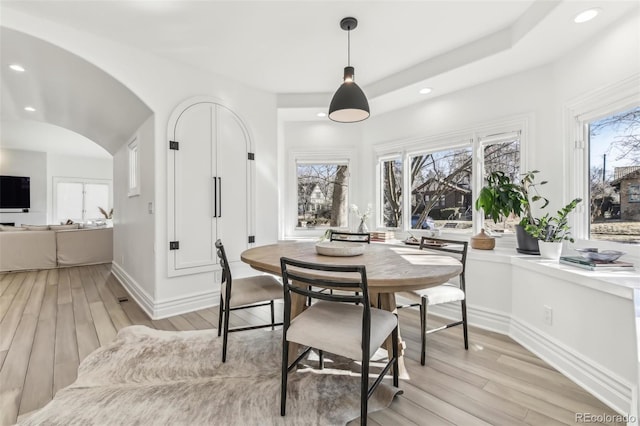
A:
[{"xmin": 0, "ymin": 176, "xmax": 30, "ymax": 209}]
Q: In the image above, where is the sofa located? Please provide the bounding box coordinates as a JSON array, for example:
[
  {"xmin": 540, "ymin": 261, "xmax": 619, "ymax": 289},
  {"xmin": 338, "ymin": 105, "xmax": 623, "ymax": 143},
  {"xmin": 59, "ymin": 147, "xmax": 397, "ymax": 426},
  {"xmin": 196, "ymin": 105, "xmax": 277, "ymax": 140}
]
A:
[{"xmin": 0, "ymin": 225, "xmax": 113, "ymax": 272}]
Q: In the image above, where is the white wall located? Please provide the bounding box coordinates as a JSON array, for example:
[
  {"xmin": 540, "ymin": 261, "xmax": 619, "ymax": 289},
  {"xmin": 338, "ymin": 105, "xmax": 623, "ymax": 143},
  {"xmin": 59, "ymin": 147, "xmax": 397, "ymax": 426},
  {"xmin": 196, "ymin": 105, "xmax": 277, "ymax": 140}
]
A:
[
  {"xmin": 113, "ymin": 116, "xmax": 155, "ymax": 299},
  {"xmin": 0, "ymin": 148, "xmax": 46, "ymax": 225}
]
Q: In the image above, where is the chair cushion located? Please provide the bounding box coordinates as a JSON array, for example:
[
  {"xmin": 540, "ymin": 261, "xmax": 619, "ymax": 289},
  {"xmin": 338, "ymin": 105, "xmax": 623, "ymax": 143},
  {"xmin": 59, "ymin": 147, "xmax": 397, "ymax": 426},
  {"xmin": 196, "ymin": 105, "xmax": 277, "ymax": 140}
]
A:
[
  {"xmin": 286, "ymin": 301, "xmax": 397, "ymax": 361},
  {"xmin": 411, "ymin": 283, "xmax": 465, "ymax": 305},
  {"xmin": 224, "ymin": 275, "xmax": 283, "ymax": 308}
]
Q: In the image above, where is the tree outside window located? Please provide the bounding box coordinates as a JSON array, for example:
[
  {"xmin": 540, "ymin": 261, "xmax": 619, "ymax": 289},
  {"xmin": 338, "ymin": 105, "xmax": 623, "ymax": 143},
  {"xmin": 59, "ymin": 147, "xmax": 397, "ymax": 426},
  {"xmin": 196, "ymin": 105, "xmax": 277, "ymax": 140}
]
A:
[
  {"xmin": 297, "ymin": 163, "xmax": 348, "ymax": 229},
  {"xmin": 589, "ymin": 106, "xmax": 640, "ymax": 243},
  {"xmin": 381, "ymin": 158, "xmax": 403, "ymax": 228}
]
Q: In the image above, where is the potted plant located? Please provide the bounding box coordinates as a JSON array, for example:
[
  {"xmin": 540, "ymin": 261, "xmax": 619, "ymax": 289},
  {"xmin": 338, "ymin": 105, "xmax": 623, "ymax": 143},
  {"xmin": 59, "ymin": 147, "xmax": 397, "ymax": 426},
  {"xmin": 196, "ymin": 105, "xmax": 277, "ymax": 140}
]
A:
[
  {"xmin": 475, "ymin": 170, "xmax": 549, "ymax": 254},
  {"xmin": 523, "ymin": 198, "xmax": 582, "ymax": 260}
]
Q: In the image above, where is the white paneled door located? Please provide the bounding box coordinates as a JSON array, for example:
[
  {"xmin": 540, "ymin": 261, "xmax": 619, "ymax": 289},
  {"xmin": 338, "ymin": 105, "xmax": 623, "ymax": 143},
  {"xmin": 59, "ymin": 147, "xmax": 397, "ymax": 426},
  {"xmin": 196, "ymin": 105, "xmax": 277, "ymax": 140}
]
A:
[{"xmin": 169, "ymin": 100, "xmax": 251, "ymax": 276}]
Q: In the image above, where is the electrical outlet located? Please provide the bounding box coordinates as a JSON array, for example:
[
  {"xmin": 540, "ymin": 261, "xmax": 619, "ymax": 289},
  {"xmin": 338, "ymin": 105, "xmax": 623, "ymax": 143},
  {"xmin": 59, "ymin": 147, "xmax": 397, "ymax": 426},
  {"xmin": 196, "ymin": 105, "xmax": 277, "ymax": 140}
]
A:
[{"xmin": 544, "ymin": 305, "xmax": 553, "ymax": 325}]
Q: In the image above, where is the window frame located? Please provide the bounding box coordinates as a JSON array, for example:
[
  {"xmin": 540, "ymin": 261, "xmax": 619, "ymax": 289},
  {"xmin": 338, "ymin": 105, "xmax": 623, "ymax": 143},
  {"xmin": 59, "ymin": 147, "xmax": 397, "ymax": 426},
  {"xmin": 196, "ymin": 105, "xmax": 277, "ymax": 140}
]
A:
[
  {"xmin": 52, "ymin": 176, "xmax": 112, "ymax": 224},
  {"xmin": 374, "ymin": 115, "xmax": 530, "ymax": 238},
  {"xmin": 285, "ymin": 149, "xmax": 356, "ymax": 239},
  {"xmin": 128, "ymin": 136, "xmax": 140, "ymax": 197},
  {"xmin": 565, "ymin": 74, "xmax": 640, "ymax": 242}
]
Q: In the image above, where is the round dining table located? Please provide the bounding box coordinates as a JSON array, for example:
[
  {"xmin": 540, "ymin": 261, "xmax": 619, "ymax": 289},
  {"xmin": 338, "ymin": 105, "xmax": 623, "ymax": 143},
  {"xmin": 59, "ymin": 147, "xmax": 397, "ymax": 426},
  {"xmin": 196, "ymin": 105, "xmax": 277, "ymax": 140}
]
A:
[{"xmin": 240, "ymin": 240, "xmax": 463, "ymax": 377}]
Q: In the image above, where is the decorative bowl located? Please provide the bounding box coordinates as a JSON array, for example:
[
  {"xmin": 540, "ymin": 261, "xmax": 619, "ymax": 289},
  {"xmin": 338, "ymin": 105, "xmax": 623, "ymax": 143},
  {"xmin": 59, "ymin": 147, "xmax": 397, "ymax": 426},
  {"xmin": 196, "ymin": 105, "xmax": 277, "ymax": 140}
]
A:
[
  {"xmin": 315, "ymin": 241, "xmax": 365, "ymax": 257},
  {"xmin": 575, "ymin": 248, "xmax": 625, "ymax": 262}
]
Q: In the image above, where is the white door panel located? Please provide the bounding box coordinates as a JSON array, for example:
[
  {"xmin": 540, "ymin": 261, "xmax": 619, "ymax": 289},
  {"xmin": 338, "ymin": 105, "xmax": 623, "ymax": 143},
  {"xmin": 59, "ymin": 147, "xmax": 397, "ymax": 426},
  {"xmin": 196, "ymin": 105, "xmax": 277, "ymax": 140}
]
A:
[{"xmin": 173, "ymin": 103, "xmax": 216, "ymax": 270}]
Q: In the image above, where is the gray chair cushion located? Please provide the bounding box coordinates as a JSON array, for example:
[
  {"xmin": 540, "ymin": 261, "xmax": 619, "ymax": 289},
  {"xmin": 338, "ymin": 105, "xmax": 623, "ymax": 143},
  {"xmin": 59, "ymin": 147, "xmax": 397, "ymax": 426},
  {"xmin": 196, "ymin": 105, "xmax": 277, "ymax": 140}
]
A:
[
  {"xmin": 286, "ymin": 301, "xmax": 397, "ymax": 361},
  {"xmin": 223, "ymin": 275, "xmax": 283, "ymax": 308}
]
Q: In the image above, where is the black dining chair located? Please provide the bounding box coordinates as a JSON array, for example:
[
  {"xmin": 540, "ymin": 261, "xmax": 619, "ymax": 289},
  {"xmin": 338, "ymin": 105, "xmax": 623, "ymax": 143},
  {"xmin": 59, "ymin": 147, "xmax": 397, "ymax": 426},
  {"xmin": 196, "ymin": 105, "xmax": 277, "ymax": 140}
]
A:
[
  {"xmin": 397, "ymin": 236, "xmax": 468, "ymax": 365},
  {"xmin": 216, "ymin": 239, "xmax": 283, "ymax": 362},
  {"xmin": 279, "ymin": 257, "xmax": 399, "ymax": 426}
]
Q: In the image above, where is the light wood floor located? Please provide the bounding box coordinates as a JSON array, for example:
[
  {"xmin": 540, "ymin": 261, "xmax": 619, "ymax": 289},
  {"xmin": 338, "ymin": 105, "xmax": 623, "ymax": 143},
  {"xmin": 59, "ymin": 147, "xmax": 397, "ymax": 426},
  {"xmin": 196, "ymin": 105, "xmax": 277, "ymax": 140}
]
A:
[{"xmin": 0, "ymin": 264, "xmax": 623, "ymax": 426}]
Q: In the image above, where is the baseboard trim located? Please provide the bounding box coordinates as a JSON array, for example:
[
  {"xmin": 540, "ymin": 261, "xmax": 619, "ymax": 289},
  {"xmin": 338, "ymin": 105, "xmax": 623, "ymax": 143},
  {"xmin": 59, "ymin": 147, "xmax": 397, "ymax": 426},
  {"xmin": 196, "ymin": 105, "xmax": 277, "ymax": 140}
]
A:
[
  {"xmin": 111, "ymin": 262, "xmax": 155, "ymax": 318},
  {"xmin": 428, "ymin": 303, "xmax": 511, "ymax": 335},
  {"xmin": 510, "ymin": 317, "xmax": 633, "ymax": 417}
]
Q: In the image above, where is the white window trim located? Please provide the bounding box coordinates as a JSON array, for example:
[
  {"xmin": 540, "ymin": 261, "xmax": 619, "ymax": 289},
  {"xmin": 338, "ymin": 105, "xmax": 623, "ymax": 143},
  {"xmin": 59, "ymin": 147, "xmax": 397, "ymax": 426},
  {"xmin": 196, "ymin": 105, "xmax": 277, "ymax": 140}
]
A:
[
  {"xmin": 128, "ymin": 136, "xmax": 140, "ymax": 197},
  {"xmin": 285, "ymin": 149, "xmax": 356, "ymax": 239},
  {"xmin": 373, "ymin": 114, "xmax": 531, "ymax": 238},
  {"xmin": 565, "ymin": 73, "xmax": 640, "ymax": 242},
  {"xmin": 52, "ymin": 176, "xmax": 112, "ymax": 224}
]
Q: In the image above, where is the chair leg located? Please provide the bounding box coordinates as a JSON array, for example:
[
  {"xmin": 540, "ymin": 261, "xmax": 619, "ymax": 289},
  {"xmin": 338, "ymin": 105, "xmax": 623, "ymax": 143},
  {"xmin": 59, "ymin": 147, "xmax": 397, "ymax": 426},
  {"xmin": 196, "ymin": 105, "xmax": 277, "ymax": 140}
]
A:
[
  {"xmin": 392, "ymin": 324, "xmax": 399, "ymax": 388},
  {"xmin": 217, "ymin": 295, "xmax": 223, "ymax": 337},
  {"xmin": 318, "ymin": 350, "xmax": 324, "ymax": 370},
  {"xmin": 270, "ymin": 300, "xmax": 275, "ymax": 330},
  {"xmin": 222, "ymin": 300, "xmax": 231, "ymax": 363},
  {"xmin": 281, "ymin": 339, "xmax": 289, "ymax": 416},
  {"xmin": 360, "ymin": 354, "xmax": 369, "ymax": 426},
  {"xmin": 420, "ymin": 298, "xmax": 427, "ymax": 366},
  {"xmin": 461, "ymin": 299, "xmax": 469, "ymax": 350}
]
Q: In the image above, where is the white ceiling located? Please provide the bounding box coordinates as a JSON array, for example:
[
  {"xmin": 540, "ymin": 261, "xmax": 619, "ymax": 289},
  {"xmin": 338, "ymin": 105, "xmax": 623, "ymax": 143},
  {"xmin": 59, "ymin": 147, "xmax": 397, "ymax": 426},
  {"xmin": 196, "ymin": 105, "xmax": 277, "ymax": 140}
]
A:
[{"xmin": 1, "ymin": 0, "xmax": 638, "ymax": 157}]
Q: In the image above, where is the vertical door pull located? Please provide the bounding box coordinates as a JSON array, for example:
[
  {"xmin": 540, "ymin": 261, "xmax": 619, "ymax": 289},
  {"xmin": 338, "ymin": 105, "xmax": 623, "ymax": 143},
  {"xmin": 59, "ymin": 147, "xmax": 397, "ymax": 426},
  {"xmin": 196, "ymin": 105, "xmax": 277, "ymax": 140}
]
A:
[
  {"xmin": 218, "ymin": 177, "xmax": 222, "ymax": 217},
  {"xmin": 212, "ymin": 176, "xmax": 217, "ymax": 218}
]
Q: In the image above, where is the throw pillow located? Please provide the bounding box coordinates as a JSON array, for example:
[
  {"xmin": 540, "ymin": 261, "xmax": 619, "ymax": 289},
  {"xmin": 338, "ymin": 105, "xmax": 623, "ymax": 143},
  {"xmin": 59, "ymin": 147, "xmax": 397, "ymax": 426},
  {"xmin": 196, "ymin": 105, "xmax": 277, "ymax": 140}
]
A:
[
  {"xmin": 49, "ymin": 224, "xmax": 80, "ymax": 230},
  {"xmin": 0, "ymin": 225, "xmax": 26, "ymax": 231},
  {"xmin": 23, "ymin": 225, "xmax": 50, "ymax": 231}
]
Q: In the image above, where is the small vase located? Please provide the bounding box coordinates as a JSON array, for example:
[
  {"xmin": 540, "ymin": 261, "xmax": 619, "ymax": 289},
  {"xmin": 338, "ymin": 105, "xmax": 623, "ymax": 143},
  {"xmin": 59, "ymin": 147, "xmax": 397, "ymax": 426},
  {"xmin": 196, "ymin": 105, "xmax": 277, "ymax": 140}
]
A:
[
  {"xmin": 357, "ymin": 219, "xmax": 368, "ymax": 233},
  {"xmin": 538, "ymin": 241, "xmax": 562, "ymax": 261}
]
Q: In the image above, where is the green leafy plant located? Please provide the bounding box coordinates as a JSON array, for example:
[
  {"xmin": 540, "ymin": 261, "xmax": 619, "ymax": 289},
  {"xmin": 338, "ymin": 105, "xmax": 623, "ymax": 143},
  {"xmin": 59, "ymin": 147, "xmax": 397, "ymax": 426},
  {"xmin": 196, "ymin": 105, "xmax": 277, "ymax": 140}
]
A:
[
  {"xmin": 475, "ymin": 170, "xmax": 549, "ymax": 228},
  {"xmin": 523, "ymin": 198, "xmax": 582, "ymax": 242}
]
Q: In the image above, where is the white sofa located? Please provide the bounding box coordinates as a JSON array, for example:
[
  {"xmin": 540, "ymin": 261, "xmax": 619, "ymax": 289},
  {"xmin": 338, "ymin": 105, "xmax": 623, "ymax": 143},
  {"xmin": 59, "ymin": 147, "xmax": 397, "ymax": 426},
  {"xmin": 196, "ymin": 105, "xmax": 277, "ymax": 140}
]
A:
[{"xmin": 0, "ymin": 226, "xmax": 113, "ymax": 272}]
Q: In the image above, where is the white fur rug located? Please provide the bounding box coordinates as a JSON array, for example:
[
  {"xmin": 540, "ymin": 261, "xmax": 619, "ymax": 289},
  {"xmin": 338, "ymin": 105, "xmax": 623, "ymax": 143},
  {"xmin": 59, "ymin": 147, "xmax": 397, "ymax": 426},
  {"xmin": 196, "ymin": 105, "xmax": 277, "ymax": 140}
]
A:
[{"xmin": 18, "ymin": 326, "xmax": 400, "ymax": 425}]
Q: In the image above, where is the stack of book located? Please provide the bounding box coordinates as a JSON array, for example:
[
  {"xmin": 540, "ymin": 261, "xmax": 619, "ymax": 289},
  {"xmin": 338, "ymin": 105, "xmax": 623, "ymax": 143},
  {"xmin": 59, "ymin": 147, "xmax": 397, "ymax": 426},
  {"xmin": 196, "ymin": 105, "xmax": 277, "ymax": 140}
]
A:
[
  {"xmin": 559, "ymin": 256, "xmax": 635, "ymax": 271},
  {"xmin": 370, "ymin": 231, "xmax": 394, "ymax": 242}
]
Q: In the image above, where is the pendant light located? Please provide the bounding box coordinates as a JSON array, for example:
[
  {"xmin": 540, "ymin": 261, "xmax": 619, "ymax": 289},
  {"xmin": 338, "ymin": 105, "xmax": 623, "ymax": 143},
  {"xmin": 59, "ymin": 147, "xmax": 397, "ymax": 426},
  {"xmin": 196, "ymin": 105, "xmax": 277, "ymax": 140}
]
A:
[{"xmin": 328, "ymin": 17, "xmax": 370, "ymax": 123}]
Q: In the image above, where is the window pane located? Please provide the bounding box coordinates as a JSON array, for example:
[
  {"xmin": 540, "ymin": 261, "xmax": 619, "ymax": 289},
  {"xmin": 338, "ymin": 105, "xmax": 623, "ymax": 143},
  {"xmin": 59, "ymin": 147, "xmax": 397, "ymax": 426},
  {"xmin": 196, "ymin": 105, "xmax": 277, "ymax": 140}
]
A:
[
  {"xmin": 482, "ymin": 138, "xmax": 521, "ymax": 233},
  {"xmin": 297, "ymin": 163, "xmax": 348, "ymax": 229},
  {"xmin": 381, "ymin": 159, "xmax": 402, "ymax": 228},
  {"xmin": 589, "ymin": 106, "xmax": 640, "ymax": 243},
  {"xmin": 85, "ymin": 183, "xmax": 110, "ymax": 220},
  {"xmin": 56, "ymin": 182, "xmax": 83, "ymax": 222},
  {"xmin": 410, "ymin": 148, "xmax": 472, "ymax": 231}
]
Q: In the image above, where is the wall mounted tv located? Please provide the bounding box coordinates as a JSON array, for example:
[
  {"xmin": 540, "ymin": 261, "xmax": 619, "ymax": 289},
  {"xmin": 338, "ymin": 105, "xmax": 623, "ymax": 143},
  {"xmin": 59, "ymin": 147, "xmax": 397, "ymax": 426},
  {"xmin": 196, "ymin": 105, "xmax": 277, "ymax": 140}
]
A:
[{"xmin": 0, "ymin": 176, "xmax": 31, "ymax": 209}]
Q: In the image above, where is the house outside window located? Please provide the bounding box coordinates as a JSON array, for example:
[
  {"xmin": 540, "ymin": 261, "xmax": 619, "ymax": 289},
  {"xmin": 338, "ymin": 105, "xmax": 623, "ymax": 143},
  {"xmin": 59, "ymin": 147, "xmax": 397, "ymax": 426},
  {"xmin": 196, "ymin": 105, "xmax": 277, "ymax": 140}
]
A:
[{"xmin": 296, "ymin": 162, "xmax": 349, "ymax": 229}]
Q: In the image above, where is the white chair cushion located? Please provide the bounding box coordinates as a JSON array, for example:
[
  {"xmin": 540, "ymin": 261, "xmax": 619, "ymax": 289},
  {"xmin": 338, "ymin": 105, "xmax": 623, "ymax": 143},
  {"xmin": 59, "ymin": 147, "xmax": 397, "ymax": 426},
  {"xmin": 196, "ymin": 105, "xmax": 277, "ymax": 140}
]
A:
[
  {"xmin": 412, "ymin": 283, "xmax": 465, "ymax": 306},
  {"xmin": 223, "ymin": 275, "xmax": 283, "ymax": 308},
  {"xmin": 286, "ymin": 301, "xmax": 397, "ymax": 361}
]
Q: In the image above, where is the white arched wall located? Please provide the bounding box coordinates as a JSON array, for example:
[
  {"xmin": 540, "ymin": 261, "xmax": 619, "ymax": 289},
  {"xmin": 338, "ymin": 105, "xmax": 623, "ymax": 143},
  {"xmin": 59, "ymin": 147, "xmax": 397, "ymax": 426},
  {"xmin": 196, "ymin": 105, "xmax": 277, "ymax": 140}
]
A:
[{"xmin": 2, "ymin": 8, "xmax": 278, "ymax": 311}]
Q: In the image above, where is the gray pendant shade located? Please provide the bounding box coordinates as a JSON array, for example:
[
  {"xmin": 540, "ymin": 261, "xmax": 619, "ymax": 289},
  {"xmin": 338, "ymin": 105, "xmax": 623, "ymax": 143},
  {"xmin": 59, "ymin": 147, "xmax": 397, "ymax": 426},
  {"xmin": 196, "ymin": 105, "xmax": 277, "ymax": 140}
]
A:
[
  {"xmin": 329, "ymin": 67, "xmax": 370, "ymax": 123},
  {"xmin": 328, "ymin": 17, "xmax": 370, "ymax": 123}
]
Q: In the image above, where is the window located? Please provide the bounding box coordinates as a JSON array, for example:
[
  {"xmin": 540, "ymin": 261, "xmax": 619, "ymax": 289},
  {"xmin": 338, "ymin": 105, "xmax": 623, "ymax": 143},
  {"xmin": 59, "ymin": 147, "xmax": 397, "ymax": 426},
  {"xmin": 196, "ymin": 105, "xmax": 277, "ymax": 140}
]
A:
[
  {"xmin": 128, "ymin": 137, "xmax": 140, "ymax": 197},
  {"xmin": 409, "ymin": 147, "xmax": 472, "ymax": 231},
  {"xmin": 53, "ymin": 177, "xmax": 111, "ymax": 224},
  {"xmin": 479, "ymin": 132, "xmax": 521, "ymax": 233},
  {"xmin": 380, "ymin": 157, "xmax": 403, "ymax": 228},
  {"xmin": 296, "ymin": 162, "xmax": 349, "ymax": 229},
  {"xmin": 587, "ymin": 106, "xmax": 640, "ymax": 243}
]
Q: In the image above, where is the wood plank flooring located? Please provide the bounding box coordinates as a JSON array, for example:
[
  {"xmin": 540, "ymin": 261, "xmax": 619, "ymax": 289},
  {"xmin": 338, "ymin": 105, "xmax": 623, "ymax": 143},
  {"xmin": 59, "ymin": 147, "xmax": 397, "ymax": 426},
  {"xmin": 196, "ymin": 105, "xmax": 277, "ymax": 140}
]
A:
[{"xmin": 0, "ymin": 264, "xmax": 624, "ymax": 426}]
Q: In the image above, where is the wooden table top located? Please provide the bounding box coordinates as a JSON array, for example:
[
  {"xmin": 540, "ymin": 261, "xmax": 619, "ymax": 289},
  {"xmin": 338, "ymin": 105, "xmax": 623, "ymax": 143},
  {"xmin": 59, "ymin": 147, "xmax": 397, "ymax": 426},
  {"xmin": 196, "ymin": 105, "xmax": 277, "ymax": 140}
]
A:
[{"xmin": 241, "ymin": 241, "xmax": 462, "ymax": 293}]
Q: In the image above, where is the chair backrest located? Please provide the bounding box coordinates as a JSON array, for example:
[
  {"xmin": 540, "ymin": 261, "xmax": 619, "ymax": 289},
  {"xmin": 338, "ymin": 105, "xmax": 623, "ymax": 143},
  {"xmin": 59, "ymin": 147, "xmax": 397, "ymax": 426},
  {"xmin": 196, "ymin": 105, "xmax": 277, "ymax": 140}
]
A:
[
  {"xmin": 280, "ymin": 257, "xmax": 372, "ymax": 333},
  {"xmin": 215, "ymin": 239, "xmax": 232, "ymax": 294},
  {"xmin": 419, "ymin": 236, "xmax": 468, "ymax": 291},
  {"xmin": 329, "ymin": 231, "xmax": 371, "ymax": 244}
]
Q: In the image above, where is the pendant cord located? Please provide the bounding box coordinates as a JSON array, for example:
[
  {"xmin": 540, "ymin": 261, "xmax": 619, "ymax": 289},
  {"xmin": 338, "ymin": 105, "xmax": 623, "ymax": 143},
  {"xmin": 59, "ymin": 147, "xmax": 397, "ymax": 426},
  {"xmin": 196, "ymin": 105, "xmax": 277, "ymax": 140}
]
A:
[{"xmin": 347, "ymin": 29, "xmax": 351, "ymax": 66}]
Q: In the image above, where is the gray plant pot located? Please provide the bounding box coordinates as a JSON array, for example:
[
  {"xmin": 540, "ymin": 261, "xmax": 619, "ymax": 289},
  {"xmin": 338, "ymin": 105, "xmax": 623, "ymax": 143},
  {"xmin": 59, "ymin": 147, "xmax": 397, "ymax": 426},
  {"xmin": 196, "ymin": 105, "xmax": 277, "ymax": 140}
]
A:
[{"xmin": 515, "ymin": 225, "xmax": 540, "ymax": 255}]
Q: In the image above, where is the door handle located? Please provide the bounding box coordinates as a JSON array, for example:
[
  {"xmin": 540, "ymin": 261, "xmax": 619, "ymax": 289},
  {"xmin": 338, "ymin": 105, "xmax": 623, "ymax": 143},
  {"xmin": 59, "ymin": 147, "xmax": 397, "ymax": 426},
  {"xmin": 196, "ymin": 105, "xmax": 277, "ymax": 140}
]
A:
[
  {"xmin": 218, "ymin": 177, "xmax": 222, "ymax": 217},
  {"xmin": 212, "ymin": 176, "xmax": 217, "ymax": 218}
]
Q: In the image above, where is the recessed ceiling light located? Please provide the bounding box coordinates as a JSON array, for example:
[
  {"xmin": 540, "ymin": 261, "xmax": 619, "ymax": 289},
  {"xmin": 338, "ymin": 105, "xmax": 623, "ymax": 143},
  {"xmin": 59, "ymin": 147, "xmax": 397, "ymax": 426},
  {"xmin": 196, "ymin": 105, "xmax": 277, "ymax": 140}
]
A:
[
  {"xmin": 419, "ymin": 87, "xmax": 433, "ymax": 95},
  {"xmin": 9, "ymin": 64, "xmax": 25, "ymax": 72},
  {"xmin": 24, "ymin": 106, "xmax": 36, "ymax": 112},
  {"xmin": 574, "ymin": 8, "xmax": 601, "ymax": 24},
  {"xmin": 317, "ymin": 112, "xmax": 327, "ymax": 118}
]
